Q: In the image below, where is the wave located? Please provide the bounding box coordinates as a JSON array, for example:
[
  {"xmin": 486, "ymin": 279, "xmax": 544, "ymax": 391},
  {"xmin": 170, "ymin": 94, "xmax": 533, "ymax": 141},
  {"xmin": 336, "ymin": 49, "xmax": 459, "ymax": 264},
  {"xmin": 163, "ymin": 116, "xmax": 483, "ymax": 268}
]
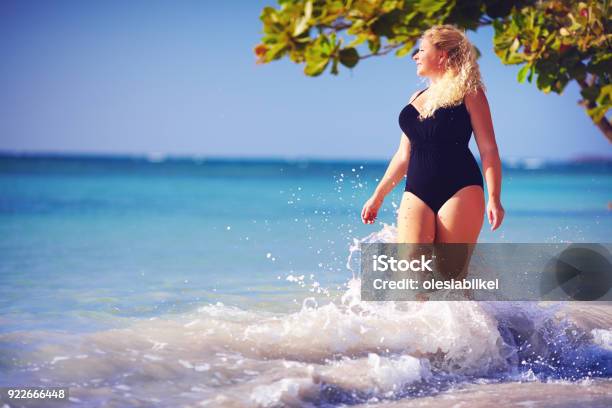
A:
[{"xmin": 1, "ymin": 225, "xmax": 611, "ymax": 407}]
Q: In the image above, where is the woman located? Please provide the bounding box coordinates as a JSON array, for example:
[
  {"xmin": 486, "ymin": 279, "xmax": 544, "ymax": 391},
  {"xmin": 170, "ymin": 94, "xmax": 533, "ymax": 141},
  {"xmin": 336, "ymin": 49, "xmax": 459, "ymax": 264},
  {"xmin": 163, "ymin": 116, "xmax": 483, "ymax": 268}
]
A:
[{"xmin": 361, "ymin": 24, "xmax": 504, "ymax": 244}]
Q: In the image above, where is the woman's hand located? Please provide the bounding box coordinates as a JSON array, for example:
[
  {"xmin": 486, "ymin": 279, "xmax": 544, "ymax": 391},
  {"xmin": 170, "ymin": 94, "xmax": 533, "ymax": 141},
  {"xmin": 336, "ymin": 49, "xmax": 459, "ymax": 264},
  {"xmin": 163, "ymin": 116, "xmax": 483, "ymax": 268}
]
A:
[
  {"xmin": 361, "ymin": 194, "xmax": 384, "ymax": 224},
  {"xmin": 487, "ymin": 198, "xmax": 505, "ymax": 231}
]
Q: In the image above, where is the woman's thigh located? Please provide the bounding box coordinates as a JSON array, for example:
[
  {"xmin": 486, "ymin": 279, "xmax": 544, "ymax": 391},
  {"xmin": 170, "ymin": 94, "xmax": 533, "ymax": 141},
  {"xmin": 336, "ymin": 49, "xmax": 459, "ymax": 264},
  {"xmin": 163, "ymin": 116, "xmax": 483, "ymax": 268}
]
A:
[
  {"xmin": 435, "ymin": 185, "xmax": 485, "ymax": 243},
  {"xmin": 397, "ymin": 192, "xmax": 436, "ymax": 243}
]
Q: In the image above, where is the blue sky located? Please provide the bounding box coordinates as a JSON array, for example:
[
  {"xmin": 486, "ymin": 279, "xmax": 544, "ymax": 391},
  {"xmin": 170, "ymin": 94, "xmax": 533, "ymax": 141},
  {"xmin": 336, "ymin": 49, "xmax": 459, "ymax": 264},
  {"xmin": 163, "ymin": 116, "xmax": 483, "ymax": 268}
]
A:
[{"xmin": 0, "ymin": 0, "xmax": 610, "ymax": 160}]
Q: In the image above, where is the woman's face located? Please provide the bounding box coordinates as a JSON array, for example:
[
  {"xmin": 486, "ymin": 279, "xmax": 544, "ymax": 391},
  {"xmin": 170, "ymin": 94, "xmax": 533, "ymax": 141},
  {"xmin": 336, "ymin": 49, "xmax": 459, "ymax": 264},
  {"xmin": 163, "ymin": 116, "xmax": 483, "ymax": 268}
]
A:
[{"xmin": 413, "ymin": 37, "xmax": 446, "ymax": 78}]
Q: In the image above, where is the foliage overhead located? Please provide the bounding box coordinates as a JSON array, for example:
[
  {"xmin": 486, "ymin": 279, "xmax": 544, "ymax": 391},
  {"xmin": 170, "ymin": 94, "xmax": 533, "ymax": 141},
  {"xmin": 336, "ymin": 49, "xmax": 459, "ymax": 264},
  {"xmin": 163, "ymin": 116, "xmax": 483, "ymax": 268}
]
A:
[{"xmin": 254, "ymin": 0, "xmax": 612, "ymax": 142}]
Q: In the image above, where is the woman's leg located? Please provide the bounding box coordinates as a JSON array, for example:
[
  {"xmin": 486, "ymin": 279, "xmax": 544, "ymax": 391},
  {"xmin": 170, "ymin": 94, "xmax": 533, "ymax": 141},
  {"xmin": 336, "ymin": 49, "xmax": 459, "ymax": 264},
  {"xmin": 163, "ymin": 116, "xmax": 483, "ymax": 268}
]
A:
[
  {"xmin": 397, "ymin": 192, "xmax": 437, "ymax": 243},
  {"xmin": 397, "ymin": 192, "xmax": 436, "ymax": 301},
  {"xmin": 435, "ymin": 185, "xmax": 485, "ymax": 243},
  {"xmin": 434, "ymin": 185, "xmax": 485, "ymax": 293}
]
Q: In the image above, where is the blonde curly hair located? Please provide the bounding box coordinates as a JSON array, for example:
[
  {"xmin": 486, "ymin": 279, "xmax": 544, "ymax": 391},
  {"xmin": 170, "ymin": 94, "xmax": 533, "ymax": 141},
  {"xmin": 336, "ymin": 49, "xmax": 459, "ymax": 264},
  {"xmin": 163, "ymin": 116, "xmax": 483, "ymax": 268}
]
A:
[{"xmin": 416, "ymin": 24, "xmax": 485, "ymax": 120}]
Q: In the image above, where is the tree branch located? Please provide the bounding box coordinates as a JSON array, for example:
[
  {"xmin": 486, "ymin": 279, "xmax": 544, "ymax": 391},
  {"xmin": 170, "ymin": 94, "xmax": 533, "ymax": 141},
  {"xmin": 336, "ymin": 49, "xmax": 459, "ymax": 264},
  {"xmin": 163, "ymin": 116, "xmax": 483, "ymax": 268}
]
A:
[
  {"xmin": 359, "ymin": 42, "xmax": 404, "ymax": 59},
  {"xmin": 577, "ymin": 78, "xmax": 612, "ymax": 143}
]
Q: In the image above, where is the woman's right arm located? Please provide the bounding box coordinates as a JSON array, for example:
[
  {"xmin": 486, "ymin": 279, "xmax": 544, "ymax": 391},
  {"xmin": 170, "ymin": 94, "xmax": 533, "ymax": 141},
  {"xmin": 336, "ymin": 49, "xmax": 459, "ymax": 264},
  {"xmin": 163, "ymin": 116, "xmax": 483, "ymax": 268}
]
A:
[
  {"xmin": 361, "ymin": 90, "xmax": 420, "ymax": 224},
  {"xmin": 373, "ymin": 134, "xmax": 411, "ymax": 200},
  {"xmin": 361, "ymin": 134, "xmax": 411, "ymax": 224}
]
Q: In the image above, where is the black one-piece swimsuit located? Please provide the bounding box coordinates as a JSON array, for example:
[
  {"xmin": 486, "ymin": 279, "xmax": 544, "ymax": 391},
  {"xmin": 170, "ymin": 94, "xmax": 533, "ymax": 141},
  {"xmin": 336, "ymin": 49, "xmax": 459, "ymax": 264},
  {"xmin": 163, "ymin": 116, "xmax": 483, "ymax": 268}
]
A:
[{"xmin": 398, "ymin": 88, "xmax": 483, "ymax": 214}]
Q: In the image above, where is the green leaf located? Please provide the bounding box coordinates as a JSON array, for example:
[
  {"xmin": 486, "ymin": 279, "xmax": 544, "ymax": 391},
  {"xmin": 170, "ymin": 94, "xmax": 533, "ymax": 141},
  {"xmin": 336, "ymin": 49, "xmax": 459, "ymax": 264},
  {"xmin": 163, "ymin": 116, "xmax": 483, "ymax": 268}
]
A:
[
  {"xmin": 339, "ymin": 47, "xmax": 359, "ymax": 68},
  {"xmin": 395, "ymin": 42, "xmax": 415, "ymax": 57},
  {"xmin": 527, "ymin": 65, "xmax": 535, "ymax": 83},
  {"xmin": 304, "ymin": 57, "xmax": 330, "ymax": 76},
  {"xmin": 536, "ymin": 70, "xmax": 554, "ymax": 93},
  {"xmin": 267, "ymin": 43, "xmax": 288, "ymax": 61},
  {"xmin": 568, "ymin": 61, "xmax": 587, "ymax": 81},
  {"xmin": 330, "ymin": 56, "xmax": 339, "ymax": 75},
  {"xmin": 370, "ymin": 10, "xmax": 402, "ymax": 38},
  {"xmin": 304, "ymin": 35, "xmax": 333, "ymax": 76},
  {"xmin": 381, "ymin": 0, "xmax": 402, "ymax": 13},
  {"xmin": 414, "ymin": 0, "xmax": 447, "ymax": 14},
  {"xmin": 348, "ymin": 33, "xmax": 368, "ymax": 47},
  {"xmin": 587, "ymin": 53, "xmax": 612, "ymax": 76},
  {"xmin": 596, "ymin": 85, "xmax": 612, "ymax": 105},
  {"xmin": 517, "ymin": 64, "xmax": 530, "ymax": 83},
  {"xmin": 509, "ymin": 37, "xmax": 520, "ymax": 53},
  {"xmin": 504, "ymin": 50, "xmax": 526, "ymax": 65},
  {"xmin": 293, "ymin": 0, "xmax": 313, "ymax": 36},
  {"xmin": 492, "ymin": 19, "xmax": 505, "ymax": 36},
  {"xmin": 485, "ymin": 0, "xmax": 513, "ymax": 19},
  {"xmin": 368, "ymin": 37, "xmax": 380, "ymax": 54},
  {"xmin": 587, "ymin": 105, "xmax": 608, "ymax": 123},
  {"xmin": 260, "ymin": 6, "xmax": 279, "ymax": 25},
  {"xmin": 347, "ymin": 20, "xmax": 365, "ymax": 36}
]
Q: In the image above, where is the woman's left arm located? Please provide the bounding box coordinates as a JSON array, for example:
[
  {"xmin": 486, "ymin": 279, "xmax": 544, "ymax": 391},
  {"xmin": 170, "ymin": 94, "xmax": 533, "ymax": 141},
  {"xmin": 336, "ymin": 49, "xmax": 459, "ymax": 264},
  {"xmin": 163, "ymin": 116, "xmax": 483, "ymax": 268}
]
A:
[{"xmin": 465, "ymin": 87, "xmax": 505, "ymax": 231}]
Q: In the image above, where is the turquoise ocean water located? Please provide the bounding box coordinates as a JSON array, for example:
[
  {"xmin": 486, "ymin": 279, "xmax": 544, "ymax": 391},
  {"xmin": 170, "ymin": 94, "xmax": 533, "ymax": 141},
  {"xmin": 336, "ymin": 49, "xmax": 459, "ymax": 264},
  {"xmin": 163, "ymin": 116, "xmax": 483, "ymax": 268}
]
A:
[{"xmin": 1, "ymin": 154, "xmax": 611, "ymax": 407}]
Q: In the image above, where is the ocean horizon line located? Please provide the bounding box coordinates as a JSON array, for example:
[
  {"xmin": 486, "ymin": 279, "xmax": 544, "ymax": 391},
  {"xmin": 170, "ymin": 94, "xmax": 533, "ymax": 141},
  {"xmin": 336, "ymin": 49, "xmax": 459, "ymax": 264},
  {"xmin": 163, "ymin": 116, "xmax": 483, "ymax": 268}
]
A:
[{"xmin": 1, "ymin": 150, "xmax": 611, "ymax": 167}]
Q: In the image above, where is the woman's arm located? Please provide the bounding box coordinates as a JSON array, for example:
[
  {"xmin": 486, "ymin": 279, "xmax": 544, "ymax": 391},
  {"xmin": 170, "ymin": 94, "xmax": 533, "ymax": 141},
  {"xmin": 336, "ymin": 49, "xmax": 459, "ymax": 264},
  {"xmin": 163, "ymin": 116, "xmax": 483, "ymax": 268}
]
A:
[
  {"xmin": 373, "ymin": 134, "xmax": 411, "ymax": 200},
  {"xmin": 465, "ymin": 87, "xmax": 505, "ymax": 231},
  {"xmin": 362, "ymin": 90, "xmax": 420, "ymax": 224},
  {"xmin": 361, "ymin": 133, "xmax": 411, "ymax": 224},
  {"xmin": 370, "ymin": 89, "xmax": 422, "ymax": 201}
]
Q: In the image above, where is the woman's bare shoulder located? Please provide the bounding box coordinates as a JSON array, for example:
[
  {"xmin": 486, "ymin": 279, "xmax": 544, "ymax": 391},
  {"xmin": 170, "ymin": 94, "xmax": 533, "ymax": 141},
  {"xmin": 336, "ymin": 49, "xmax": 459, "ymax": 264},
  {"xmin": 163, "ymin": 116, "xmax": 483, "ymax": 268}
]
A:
[
  {"xmin": 464, "ymin": 86, "xmax": 487, "ymax": 102},
  {"xmin": 464, "ymin": 86, "xmax": 488, "ymax": 113},
  {"xmin": 408, "ymin": 89, "xmax": 425, "ymax": 104}
]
